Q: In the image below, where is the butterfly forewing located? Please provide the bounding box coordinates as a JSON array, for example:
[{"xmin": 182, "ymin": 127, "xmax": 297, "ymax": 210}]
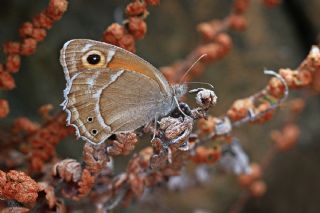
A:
[{"xmin": 60, "ymin": 39, "xmax": 172, "ymax": 96}]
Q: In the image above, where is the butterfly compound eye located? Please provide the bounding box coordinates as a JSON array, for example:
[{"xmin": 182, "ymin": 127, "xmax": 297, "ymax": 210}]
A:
[{"xmin": 81, "ymin": 50, "xmax": 105, "ymax": 69}]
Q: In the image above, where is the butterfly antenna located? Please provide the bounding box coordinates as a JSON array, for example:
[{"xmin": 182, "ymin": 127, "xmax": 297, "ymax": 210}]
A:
[
  {"xmin": 179, "ymin": 54, "xmax": 207, "ymax": 84},
  {"xmin": 184, "ymin": 81, "xmax": 215, "ymax": 90}
]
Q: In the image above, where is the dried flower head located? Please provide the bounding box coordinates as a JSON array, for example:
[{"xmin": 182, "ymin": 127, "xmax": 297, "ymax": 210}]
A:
[
  {"xmin": 0, "ymin": 207, "xmax": 30, "ymax": 213},
  {"xmin": 0, "ymin": 170, "xmax": 39, "ymax": 203},
  {"xmin": 126, "ymin": 1, "xmax": 146, "ymax": 16},
  {"xmin": 191, "ymin": 146, "xmax": 221, "ymax": 164},
  {"xmin": 197, "ymin": 116, "xmax": 216, "ymax": 135},
  {"xmin": 271, "ymin": 123, "xmax": 300, "ymax": 151},
  {"xmin": 0, "ymin": 71, "xmax": 16, "ymax": 90},
  {"xmin": 267, "ymin": 77, "xmax": 286, "ymax": 99},
  {"xmin": 227, "ymin": 98, "xmax": 254, "ymax": 121},
  {"xmin": 0, "ymin": 99, "xmax": 9, "ymax": 118},
  {"xmin": 249, "ymin": 180, "xmax": 267, "ymax": 197},
  {"xmin": 238, "ymin": 163, "xmax": 262, "ymax": 187},
  {"xmin": 20, "ymin": 38, "xmax": 37, "ymax": 56},
  {"xmin": 263, "ymin": 0, "xmax": 282, "ymax": 8},
  {"xmin": 3, "ymin": 42, "xmax": 20, "ymax": 54},
  {"xmin": 128, "ymin": 17, "xmax": 147, "ymax": 39},
  {"xmin": 233, "ymin": 0, "xmax": 250, "ymax": 14}
]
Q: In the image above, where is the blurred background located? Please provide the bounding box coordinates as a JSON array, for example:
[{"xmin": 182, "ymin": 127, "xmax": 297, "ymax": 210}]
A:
[{"xmin": 1, "ymin": 0, "xmax": 320, "ymax": 212}]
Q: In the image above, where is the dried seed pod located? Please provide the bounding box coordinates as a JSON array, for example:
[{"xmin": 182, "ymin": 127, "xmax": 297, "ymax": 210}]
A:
[
  {"xmin": 107, "ymin": 133, "xmax": 138, "ymax": 156},
  {"xmin": 83, "ymin": 142, "xmax": 109, "ymax": 175},
  {"xmin": 61, "ymin": 169, "xmax": 95, "ymax": 201},
  {"xmin": 150, "ymin": 150, "xmax": 168, "ymax": 169},
  {"xmin": 52, "ymin": 159, "xmax": 82, "ymax": 182},
  {"xmin": 159, "ymin": 116, "xmax": 193, "ymax": 148},
  {"xmin": 77, "ymin": 169, "xmax": 95, "ymax": 199},
  {"xmin": 38, "ymin": 182, "xmax": 57, "ymax": 209},
  {"xmin": 28, "ymin": 113, "xmax": 73, "ymax": 172}
]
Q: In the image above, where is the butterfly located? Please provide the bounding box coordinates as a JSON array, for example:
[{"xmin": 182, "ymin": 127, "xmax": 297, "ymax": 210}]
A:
[{"xmin": 60, "ymin": 39, "xmax": 187, "ymax": 145}]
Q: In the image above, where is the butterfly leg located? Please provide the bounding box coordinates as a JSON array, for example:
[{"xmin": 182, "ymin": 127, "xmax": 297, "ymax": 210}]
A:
[
  {"xmin": 173, "ymin": 96, "xmax": 188, "ymax": 117},
  {"xmin": 152, "ymin": 112, "xmax": 159, "ymax": 140}
]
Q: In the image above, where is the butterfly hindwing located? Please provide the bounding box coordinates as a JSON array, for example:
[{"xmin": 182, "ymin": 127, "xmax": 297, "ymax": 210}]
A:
[
  {"xmin": 99, "ymin": 70, "xmax": 174, "ymax": 133},
  {"xmin": 63, "ymin": 69, "xmax": 124, "ymax": 144}
]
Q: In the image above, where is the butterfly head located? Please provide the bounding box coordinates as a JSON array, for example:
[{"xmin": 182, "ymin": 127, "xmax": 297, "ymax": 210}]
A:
[{"xmin": 172, "ymin": 84, "xmax": 188, "ymax": 99}]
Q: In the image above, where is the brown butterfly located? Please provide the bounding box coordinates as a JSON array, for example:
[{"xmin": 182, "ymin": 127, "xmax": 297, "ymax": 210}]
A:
[{"xmin": 60, "ymin": 39, "xmax": 187, "ymax": 144}]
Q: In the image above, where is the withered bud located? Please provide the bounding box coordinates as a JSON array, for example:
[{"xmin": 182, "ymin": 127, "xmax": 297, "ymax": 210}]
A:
[{"xmin": 190, "ymin": 88, "xmax": 217, "ymax": 109}]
